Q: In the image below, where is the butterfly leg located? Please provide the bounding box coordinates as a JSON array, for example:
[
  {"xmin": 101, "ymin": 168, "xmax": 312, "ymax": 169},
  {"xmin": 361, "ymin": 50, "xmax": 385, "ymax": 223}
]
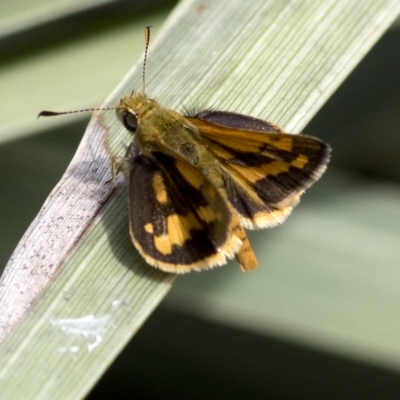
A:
[
  {"xmin": 228, "ymin": 205, "xmax": 258, "ymax": 271},
  {"xmin": 104, "ymin": 144, "xmax": 133, "ymax": 199}
]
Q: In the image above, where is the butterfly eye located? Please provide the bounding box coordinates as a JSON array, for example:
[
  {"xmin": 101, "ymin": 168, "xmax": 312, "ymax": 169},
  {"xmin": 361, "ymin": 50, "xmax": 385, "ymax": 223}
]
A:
[{"xmin": 123, "ymin": 111, "xmax": 138, "ymax": 132}]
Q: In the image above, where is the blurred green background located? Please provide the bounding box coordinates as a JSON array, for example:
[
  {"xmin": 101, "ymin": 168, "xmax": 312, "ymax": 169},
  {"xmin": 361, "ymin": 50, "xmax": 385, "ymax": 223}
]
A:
[{"xmin": 1, "ymin": 1, "xmax": 400, "ymax": 399}]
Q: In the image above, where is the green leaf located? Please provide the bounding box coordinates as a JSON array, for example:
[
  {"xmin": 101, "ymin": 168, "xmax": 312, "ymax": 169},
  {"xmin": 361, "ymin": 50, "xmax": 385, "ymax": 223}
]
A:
[{"xmin": 1, "ymin": 0, "xmax": 399, "ymax": 398}]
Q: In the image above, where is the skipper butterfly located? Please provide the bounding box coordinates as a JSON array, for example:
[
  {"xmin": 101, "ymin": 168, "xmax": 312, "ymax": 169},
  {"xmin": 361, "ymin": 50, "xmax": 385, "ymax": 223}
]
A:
[{"xmin": 40, "ymin": 27, "xmax": 330, "ymax": 273}]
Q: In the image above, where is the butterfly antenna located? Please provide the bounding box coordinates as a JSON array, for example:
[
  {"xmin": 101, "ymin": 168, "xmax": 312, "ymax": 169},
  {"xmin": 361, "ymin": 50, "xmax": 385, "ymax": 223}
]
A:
[
  {"xmin": 37, "ymin": 107, "xmax": 117, "ymax": 118},
  {"xmin": 142, "ymin": 25, "xmax": 152, "ymax": 95},
  {"xmin": 39, "ymin": 26, "xmax": 153, "ymax": 118}
]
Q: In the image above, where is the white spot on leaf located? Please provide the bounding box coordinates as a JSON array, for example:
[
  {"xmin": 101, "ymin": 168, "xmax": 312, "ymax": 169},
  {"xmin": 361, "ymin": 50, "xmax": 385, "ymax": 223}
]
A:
[{"xmin": 50, "ymin": 314, "xmax": 111, "ymax": 352}]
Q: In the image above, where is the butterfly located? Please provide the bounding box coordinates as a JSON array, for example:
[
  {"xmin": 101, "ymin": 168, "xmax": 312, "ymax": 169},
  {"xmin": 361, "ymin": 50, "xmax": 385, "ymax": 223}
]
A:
[{"xmin": 39, "ymin": 26, "xmax": 331, "ymax": 273}]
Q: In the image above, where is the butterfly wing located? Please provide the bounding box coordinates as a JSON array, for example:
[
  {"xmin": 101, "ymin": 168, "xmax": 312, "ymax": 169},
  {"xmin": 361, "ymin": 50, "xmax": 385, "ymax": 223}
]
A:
[
  {"xmin": 186, "ymin": 112, "xmax": 330, "ymax": 229},
  {"xmin": 128, "ymin": 142, "xmax": 241, "ymax": 273}
]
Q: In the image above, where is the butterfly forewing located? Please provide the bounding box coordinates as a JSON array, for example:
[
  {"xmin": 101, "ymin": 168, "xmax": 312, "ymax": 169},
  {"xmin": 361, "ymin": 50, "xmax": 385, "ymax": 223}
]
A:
[
  {"xmin": 186, "ymin": 113, "xmax": 330, "ymax": 229},
  {"xmin": 128, "ymin": 142, "xmax": 241, "ymax": 273}
]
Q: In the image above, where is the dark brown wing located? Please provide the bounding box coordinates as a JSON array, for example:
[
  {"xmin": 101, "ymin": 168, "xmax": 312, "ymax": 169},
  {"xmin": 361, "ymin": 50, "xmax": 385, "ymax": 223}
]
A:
[{"xmin": 128, "ymin": 142, "xmax": 241, "ymax": 273}]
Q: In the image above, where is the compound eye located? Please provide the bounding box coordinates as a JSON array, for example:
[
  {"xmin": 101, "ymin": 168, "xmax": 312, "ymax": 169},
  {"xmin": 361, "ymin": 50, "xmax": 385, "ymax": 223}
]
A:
[{"xmin": 122, "ymin": 111, "xmax": 138, "ymax": 132}]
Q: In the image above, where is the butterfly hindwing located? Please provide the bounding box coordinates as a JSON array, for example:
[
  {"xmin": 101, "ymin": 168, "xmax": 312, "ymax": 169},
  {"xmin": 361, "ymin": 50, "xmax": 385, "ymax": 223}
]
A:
[{"xmin": 128, "ymin": 142, "xmax": 241, "ymax": 273}]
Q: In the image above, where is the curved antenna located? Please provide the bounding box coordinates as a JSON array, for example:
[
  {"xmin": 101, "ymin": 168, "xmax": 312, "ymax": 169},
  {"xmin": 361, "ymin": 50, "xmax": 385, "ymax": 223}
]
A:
[
  {"xmin": 37, "ymin": 107, "xmax": 117, "ymax": 119},
  {"xmin": 142, "ymin": 25, "xmax": 152, "ymax": 95},
  {"xmin": 39, "ymin": 26, "xmax": 153, "ymax": 119}
]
